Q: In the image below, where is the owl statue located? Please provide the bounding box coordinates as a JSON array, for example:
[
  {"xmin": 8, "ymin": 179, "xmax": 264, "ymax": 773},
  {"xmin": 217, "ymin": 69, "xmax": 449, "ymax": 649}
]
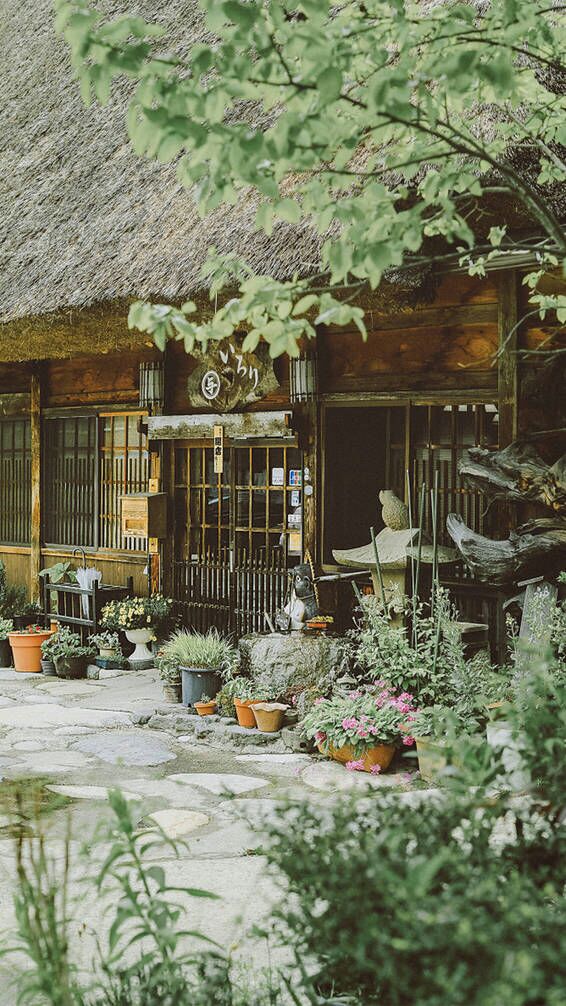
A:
[{"xmin": 379, "ymin": 489, "xmax": 410, "ymax": 531}]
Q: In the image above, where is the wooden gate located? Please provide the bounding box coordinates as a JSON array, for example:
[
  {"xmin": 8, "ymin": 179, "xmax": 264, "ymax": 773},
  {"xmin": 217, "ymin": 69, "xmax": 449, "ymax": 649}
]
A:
[{"xmin": 172, "ymin": 549, "xmax": 288, "ymax": 637}]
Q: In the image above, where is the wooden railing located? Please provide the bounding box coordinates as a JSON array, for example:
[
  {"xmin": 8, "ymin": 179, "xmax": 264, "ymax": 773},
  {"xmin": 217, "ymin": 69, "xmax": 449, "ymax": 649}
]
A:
[
  {"xmin": 172, "ymin": 549, "xmax": 288, "ymax": 637},
  {"xmin": 42, "ymin": 576, "xmax": 133, "ymax": 643}
]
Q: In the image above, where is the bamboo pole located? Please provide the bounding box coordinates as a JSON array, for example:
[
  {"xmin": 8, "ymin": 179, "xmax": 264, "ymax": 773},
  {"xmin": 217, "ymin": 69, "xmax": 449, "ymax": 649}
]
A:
[{"xmin": 370, "ymin": 525, "xmax": 388, "ymax": 614}]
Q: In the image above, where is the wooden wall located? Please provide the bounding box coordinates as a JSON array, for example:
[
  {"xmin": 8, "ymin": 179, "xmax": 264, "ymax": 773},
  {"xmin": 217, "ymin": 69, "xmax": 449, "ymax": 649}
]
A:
[
  {"xmin": 319, "ymin": 273, "xmax": 499, "ymax": 395},
  {"xmin": 1, "ymin": 267, "xmax": 562, "ymax": 594}
]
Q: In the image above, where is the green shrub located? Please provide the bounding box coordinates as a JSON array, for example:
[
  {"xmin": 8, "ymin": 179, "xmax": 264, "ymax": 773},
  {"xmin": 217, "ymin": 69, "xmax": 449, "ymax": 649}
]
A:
[
  {"xmin": 159, "ymin": 628, "xmax": 236, "ymax": 673},
  {"xmin": 261, "ymin": 660, "xmax": 566, "ymax": 1005}
]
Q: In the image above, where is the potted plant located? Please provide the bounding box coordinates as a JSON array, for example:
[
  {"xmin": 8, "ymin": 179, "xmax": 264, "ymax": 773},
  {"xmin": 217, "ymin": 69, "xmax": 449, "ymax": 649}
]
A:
[
  {"xmin": 156, "ymin": 653, "xmax": 182, "ymax": 704},
  {"xmin": 194, "ymin": 694, "xmax": 217, "ymax": 717},
  {"xmin": 157, "ymin": 628, "xmax": 235, "ymax": 707},
  {"xmin": 100, "ymin": 594, "xmax": 173, "ymax": 668},
  {"xmin": 12, "ymin": 601, "xmax": 43, "ymax": 631},
  {"xmin": 0, "ymin": 617, "xmax": 14, "ymax": 668},
  {"xmin": 8, "ymin": 624, "xmax": 53, "ymax": 673},
  {"xmin": 50, "ymin": 627, "xmax": 95, "ymax": 680},
  {"xmin": 88, "ymin": 630, "xmax": 122, "ymax": 660},
  {"xmin": 411, "ymin": 706, "xmax": 451, "ymax": 782},
  {"xmin": 40, "ymin": 631, "xmax": 60, "ymax": 675},
  {"xmin": 253, "ymin": 702, "xmax": 289, "ymax": 733},
  {"xmin": 232, "ymin": 677, "xmax": 266, "ymax": 728},
  {"xmin": 302, "ymin": 683, "xmax": 419, "ymax": 774}
]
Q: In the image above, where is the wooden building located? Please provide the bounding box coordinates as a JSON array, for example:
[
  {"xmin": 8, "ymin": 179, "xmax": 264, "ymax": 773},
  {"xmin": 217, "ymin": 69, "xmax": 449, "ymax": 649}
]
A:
[{"xmin": 1, "ymin": 0, "xmax": 563, "ymax": 647}]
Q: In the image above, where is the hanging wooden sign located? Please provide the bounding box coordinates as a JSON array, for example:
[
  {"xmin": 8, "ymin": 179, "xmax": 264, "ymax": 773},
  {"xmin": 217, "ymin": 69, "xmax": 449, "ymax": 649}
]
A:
[
  {"xmin": 213, "ymin": 424, "xmax": 224, "ymax": 474},
  {"xmin": 186, "ymin": 337, "xmax": 279, "ymax": 412}
]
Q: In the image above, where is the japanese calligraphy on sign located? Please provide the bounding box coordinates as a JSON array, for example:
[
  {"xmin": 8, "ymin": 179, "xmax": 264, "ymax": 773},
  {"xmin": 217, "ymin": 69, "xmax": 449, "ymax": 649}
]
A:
[{"xmin": 187, "ymin": 336, "xmax": 279, "ymax": 412}]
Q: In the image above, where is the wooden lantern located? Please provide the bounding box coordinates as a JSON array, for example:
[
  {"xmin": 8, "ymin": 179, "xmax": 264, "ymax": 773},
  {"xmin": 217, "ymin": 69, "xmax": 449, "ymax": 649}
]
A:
[{"xmin": 120, "ymin": 492, "xmax": 167, "ymax": 539}]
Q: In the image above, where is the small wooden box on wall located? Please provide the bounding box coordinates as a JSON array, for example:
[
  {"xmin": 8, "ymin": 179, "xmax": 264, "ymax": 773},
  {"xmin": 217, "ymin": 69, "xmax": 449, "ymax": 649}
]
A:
[{"xmin": 120, "ymin": 493, "xmax": 167, "ymax": 539}]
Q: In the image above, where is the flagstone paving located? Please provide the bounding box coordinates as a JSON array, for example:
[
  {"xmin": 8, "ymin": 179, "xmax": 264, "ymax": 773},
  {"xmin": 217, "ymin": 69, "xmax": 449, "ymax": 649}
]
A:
[{"xmin": 0, "ymin": 664, "xmax": 427, "ymax": 999}]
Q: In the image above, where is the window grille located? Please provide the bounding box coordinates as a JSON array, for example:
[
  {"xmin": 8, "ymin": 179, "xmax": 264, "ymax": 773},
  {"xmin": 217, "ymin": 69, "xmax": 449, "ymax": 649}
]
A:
[
  {"xmin": 43, "ymin": 412, "xmax": 148, "ymax": 551},
  {"xmin": 0, "ymin": 418, "xmax": 31, "ymax": 545},
  {"xmin": 99, "ymin": 412, "xmax": 149, "ymax": 551},
  {"xmin": 43, "ymin": 416, "xmax": 97, "ymax": 547}
]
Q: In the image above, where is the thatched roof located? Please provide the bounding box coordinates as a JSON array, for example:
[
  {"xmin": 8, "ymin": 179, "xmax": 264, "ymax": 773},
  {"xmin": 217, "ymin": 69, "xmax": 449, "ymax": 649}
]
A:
[{"xmin": 0, "ymin": 0, "xmax": 562, "ymax": 363}]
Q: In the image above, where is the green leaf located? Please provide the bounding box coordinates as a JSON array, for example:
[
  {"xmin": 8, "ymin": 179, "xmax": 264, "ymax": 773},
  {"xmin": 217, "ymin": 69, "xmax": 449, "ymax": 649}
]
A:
[{"xmin": 317, "ymin": 66, "xmax": 343, "ymax": 104}]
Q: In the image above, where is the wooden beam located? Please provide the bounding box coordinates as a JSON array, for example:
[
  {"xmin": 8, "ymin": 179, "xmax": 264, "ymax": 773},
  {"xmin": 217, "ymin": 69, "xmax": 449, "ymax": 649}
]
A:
[
  {"xmin": 147, "ymin": 411, "xmax": 293, "ymax": 441},
  {"xmin": 497, "ymin": 271, "xmax": 519, "ymax": 447},
  {"xmin": 30, "ymin": 369, "xmax": 41, "ymax": 602}
]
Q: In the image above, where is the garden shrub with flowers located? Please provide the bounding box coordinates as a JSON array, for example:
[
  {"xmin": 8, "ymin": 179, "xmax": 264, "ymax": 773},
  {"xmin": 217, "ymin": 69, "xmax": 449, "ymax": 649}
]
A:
[
  {"xmin": 302, "ymin": 683, "xmax": 418, "ymax": 767},
  {"xmin": 100, "ymin": 594, "xmax": 173, "ymax": 635}
]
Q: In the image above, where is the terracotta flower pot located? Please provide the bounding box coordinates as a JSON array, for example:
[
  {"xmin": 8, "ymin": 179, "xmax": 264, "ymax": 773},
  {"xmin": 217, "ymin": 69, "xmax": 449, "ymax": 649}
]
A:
[
  {"xmin": 234, "ymin": 698, "xmax": 263, "ymax": 728},
  {"xmin": 9, "ymin": 631, "xmax": 52, "ymax": 673},
  {"xmin": 253, "ymin": 702, "xmax": 289, "ymax": 733},
  {"xmin": 194, "ymin": 700, "xmax": 217, "ymax": 717},
  {"xmin": 318, "ymin": 741, "xmax": 396, "ymax": 773}
]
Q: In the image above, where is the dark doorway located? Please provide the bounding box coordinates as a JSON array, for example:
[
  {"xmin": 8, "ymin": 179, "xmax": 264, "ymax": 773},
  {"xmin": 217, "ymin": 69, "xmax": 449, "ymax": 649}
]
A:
[{"xmin": 323, "ymin": 407, "xmax": 406, "ymax": 563}]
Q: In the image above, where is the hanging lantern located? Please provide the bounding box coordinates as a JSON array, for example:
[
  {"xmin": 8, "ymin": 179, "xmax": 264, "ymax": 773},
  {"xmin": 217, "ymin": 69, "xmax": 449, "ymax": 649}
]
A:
[
  {"xmin": 290, "ymin": 350, "xmax": 318, "ymax": 404},
  {"xmin": 139, "ymin": 361, "xmax": 165, "ymax": 414}
]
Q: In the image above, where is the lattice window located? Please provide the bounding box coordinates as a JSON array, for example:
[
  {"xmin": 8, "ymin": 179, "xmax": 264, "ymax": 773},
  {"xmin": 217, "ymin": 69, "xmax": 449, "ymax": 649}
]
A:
[
  {"xmin": 99, "ymin": 412, "xmax": 149, "ymax": 551},
  {"xmin": 43, "ymin": 412, "xmax": 148, "ymax": 551},
  {"xmin": 43, "ymin": 416, "xmax": 97, "ymax": 547},
  {"xmin": 174, "ymin": 442, "xmax": 303, "ymax": 561},
  {"xmin": 0, "ymin": 418, "xmax": 31, "ymax": 545},
  {"xmin": 410, "ymin": 404, "xmax": 498, "ymax": 544}
]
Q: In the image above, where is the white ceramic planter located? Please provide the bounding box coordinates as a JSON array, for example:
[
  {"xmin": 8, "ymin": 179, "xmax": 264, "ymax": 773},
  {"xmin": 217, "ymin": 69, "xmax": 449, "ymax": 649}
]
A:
[{"xmin": 125, "ymin": 628, "xmax": 154, "ymax": 669}]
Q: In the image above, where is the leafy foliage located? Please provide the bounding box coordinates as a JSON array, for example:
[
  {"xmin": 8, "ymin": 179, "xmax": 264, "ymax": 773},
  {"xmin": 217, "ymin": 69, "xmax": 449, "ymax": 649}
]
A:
[
  {"xmin": 0, "ymin": 616, "xmax": 14, "ymax": 640},
  {"xmin": 263, "ymin": 662, "xmax": 566, "ymax": 1005},
  {"xmin": 100, "ymin": 595, "xmax": 173, "ymax": 634},
  {"xmin": 158, "ymin": 627, "xmax": 237, "ymax": 673},
  {"xmin": 54, "ymin": 0, "xmax": 566, "ymax": 357},
  {"xmin": 0, "ymin": 559, "xmax": 31, "ymax": 620}
]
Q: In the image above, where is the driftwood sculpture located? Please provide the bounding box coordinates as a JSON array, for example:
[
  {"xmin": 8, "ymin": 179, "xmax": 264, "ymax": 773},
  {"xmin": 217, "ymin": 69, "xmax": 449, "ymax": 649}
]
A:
[
  {"xmin": 448, "ymin": 439, "xmax": 566, "ymax": 585},
  {"xmin": 458, "ymin": 442, "xmax": 566, "ymax": 513},
  {"xmin": 446, "ymin": 513, "xmax": 566, "ymax": 586}
]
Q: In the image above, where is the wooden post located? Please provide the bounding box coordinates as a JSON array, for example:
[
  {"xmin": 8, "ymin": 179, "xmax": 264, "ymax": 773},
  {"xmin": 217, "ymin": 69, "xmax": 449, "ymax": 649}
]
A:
[
  {"xmin": 497, "ymin": 270, "xmax": 519, "ymax": 448},
  {"xmin": 300, "ymin": 401, "xmax": 319, "ymax": 565},
  {"xmin": 30, "ymin": 368, "xmax": 41, "ymax": 601}
]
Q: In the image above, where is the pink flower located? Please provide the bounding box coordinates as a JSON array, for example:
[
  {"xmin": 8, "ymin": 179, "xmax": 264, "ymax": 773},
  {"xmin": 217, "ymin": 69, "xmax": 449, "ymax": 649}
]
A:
[
  {"xmin": 345, "ymin": 758, "xmax": 366, "ymax": 772},
  {"xmin": 314, "ymin": 731, "xmax": 326, "ymax": 743},
  {"xmin": 348, "ymin": 690, "xmax": 363, "ymax": 699},
  {"xmin": 399, "ymin": 692, "xmax": 414, "ymax": 702},
  {"xmin": 314, "ymin": 697, "xmax": 325, "ymax": 706},
  {"xmin": 357, "ymin": 727, "xmax": 369, "ymax": 739},
  {"xmin": 342, "ymin": 717, "xmax": 359, "ymax": 730},
  {"xmin": 402, "ymin": 735, "xmax": 415, "ymax": 746},
  {"xmin": 370, "ymin": 764, "xmax": 382, "ymax": 775},
  {"xmin": 291, "ymin": 694, "xmax": 297, "ymax": 707}
]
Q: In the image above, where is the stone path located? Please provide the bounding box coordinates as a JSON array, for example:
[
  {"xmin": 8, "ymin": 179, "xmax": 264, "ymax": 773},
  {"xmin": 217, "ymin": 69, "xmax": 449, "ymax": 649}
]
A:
[{"xmin": 0, "ymin": 664, "xmax": 425, "ymax": 1001}]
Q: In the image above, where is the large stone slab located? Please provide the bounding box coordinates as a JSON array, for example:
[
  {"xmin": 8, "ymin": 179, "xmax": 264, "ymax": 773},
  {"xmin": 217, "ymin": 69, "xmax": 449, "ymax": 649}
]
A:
[
  {"xmin": 147, "ymin": 808, "xmax": 209, "ymax": 838},
  {"xmin": 74, "ymin": 731, "xmax": 176, "ymax": 767},
  {"xmin": 168, "ymin": 773, "xmax": 269, "ymax": 795},
  {"xmin": 124, "ymin": 777, "xmax": 213, "ymax": 809},
  {"xmin": 235, "ymin": 753, "xmax": 312, "ymax": 777},
  {"xmin": 0, "ymin": 705, "xmax": 132, "ymax": 730},
  {"xmin": 301, "ymin": 760, "xmax": 406, "ymax": 791},
  {"xmin": 47, "ymin": 784, "xmax": 142, "ymax": 802}
]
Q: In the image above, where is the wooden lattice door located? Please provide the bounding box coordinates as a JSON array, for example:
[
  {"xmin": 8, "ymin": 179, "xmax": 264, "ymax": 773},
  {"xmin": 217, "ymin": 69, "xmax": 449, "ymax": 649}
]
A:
[{"xmin": 172, "ymin": 440, "xmax": 303, "ymax": 633}]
